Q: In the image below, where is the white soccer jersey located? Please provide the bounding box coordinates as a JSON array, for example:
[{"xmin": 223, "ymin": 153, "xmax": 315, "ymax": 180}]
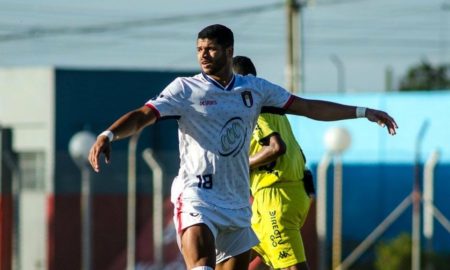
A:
[{"xmin": 146, "ymin": 73, "xmax": 293, "ymax": 209}]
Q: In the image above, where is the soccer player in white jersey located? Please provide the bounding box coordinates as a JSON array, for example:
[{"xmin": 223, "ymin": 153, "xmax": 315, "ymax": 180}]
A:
[{"xmin": 89, "ymin": 24, "xmax": 398, "ymax": 270}]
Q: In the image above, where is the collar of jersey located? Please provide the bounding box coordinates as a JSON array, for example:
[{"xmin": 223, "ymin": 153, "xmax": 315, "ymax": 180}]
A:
[{"xmin": 201, "ymin": 72, "xmax": 235, "ymax": 91}]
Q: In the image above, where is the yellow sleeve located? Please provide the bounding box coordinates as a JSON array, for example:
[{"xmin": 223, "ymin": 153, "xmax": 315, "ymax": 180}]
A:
[{"xmin": 254, "ymin": 114, "xmax": 278, "ymax": 143}]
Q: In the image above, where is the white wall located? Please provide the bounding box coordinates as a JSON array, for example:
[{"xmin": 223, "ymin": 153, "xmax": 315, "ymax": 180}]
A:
[
  {"xmin": 0, "ymin": 67, "xmax": 54, "ymax": 152},
  {"xmin": 20, "ymin": 191, "xmax": 48, "ymax": 269},
  {"xmin": 0, "ymin": 67, "xmax": 55, "ymax": 270}
]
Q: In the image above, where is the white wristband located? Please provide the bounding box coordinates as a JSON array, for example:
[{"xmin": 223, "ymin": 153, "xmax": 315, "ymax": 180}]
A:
[
  {"xmin": 356, "ymin": 107, "xmax": 367, "ymax": 118},
  {"xmin": 98, "ymin": 130, "xmax": 114, "ymax": 142}
]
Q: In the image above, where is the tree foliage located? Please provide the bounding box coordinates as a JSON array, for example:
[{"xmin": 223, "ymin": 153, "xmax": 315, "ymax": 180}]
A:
[
  {"xmin": 399, "ymin": 60, "xmax": 450, "ymax": 91},
  {"xmin": 374, "ymin": 233, "xmax": 450, "ymax": 270},
  {"xmin": 374, "ymin": 233, "xmax": 412, "ymax": 270}
]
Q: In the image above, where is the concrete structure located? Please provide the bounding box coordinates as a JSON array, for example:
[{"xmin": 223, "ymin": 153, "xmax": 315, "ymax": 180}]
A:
[
  {"xmin": 1, "ymin": 68, "xmax": 54, "ymax": 270},
  {"xmin": 0, "ymin": 67, "xmax": 194, "ymax": 270}
]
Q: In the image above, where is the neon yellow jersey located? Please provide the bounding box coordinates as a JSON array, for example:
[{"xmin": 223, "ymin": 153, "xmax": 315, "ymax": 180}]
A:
[{"xmin": 249, "ymin": 113, "xmax": 306, "ymax": 195}]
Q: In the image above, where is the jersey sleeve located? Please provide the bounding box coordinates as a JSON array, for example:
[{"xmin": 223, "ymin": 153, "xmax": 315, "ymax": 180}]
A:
[
  {"xmin": 258, "ymin": 78, "xmax": 293, "ymax": 109},
  {"xmin": 145, "ymin": 78, "xmax": 184, "ymax": 119}
]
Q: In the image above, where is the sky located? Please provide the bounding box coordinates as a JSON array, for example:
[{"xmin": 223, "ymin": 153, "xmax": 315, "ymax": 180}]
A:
[{"xmin": 0, "ymin": 0, "xmax": 449, "ymax": 93}]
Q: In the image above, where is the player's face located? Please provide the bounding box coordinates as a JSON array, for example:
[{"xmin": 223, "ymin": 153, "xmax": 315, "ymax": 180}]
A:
[{"xmin": 197, "ymin": 38, "xmax": 231, "ymax": 76}]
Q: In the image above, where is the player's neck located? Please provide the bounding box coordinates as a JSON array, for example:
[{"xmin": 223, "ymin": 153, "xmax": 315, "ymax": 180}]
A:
[{"xmin": 210, "ymin": 69, "xmax": 233, "ymax": 87}]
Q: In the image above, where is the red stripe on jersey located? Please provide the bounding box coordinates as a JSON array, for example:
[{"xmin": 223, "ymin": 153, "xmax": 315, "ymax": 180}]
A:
[
  {"xmin": 145, "ymin": 103, "xmax": 161, "ymax": 119},
  {"xmin": 283, "ymin": 95, "xmax": 295, "ymax": 110}
]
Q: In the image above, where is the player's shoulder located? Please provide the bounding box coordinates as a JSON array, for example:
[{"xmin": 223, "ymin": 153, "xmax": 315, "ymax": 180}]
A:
[
  {"xmin": 177, "ymin": 73, "xmax": 211, "ymax": 88},
  {"xmin": 171, "ymin": 73, "xmax": 201, "ymax": 82},
  {"xmin": 236, "ymin": 74, "xmax": 279, "ymax": 89},
  {"xmin": 235, "ymin": 73, "xmax": 259, "ymax": 82},
  {"xmin": 234, "ymin": 73, "xmax": 265, "ymax": 89},
  {"xmin": 167, "ymin": 73, "xmax": 205, "ymax": 91}
]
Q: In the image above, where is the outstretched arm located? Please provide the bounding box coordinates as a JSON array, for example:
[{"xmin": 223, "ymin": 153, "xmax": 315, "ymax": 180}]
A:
[
  {"xmin": 285, "ymin": 96, "xmax": 398, "ymax": 135},
  {"xmin": 89, "ymin": 105, "xmax": 157, "ymax": 172}
]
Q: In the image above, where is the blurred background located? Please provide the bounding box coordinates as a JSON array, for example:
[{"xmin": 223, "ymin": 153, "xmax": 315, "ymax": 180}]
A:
[{"xmin": 0, "ymin": 0, "xmax": 449, "ymax": 269}]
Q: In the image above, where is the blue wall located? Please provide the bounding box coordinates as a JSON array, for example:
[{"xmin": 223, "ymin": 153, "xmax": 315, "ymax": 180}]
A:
[
  {"xmin": 289, "ymin": 90, "xmax": 450, "ymax": 253},
  {"xmin": 309, "ymin": 163, "xmax": 450, "ymax": 253},
  {"xmin": 288, "ymin": 90, "xmax": 450, "ymax": 164},
  {"xmin": 54, "ymin": 68, "xmax": 195, "ymax": 194}
]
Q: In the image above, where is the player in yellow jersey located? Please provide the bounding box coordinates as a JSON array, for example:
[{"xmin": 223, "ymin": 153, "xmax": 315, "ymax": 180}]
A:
[{"xmin": 233, "ymin": 55, "xmax": 314, "ymax": 270}]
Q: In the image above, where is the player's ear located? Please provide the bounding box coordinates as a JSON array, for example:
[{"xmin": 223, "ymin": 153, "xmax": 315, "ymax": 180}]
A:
[{"xmin": 226, "ymin": 46, "xmax": 234, "ymax": 58}]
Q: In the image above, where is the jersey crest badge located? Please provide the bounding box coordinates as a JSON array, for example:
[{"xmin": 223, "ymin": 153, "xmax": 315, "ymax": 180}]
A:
[{"xmin": 241, "ymin": 91, "xmax": 253, "ymax": 108}]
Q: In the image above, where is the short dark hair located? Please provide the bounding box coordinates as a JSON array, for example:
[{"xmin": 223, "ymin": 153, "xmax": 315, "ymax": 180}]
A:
[
  {"xmin": 233, "ymin": 56, "xmax": 257, "ymax": 76},
  {"xmin": 197, "ymin": 24, "xmax": 234, "ymax": 48}
]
